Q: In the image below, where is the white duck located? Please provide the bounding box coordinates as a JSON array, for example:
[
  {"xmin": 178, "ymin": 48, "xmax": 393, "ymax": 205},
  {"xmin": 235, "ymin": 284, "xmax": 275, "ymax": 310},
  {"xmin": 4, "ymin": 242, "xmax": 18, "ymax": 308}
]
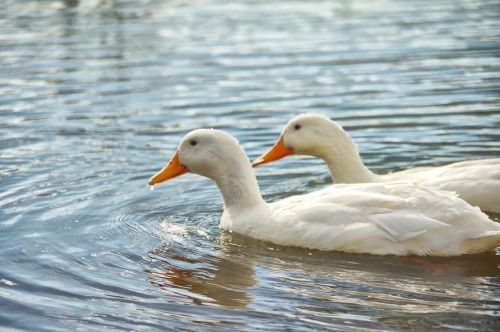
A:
[
  {"xmin": 252, "ymin": 113, "xmax": 500, "ymax": 213},
  {"xmin": 149, "ymin": 129, "xmax": 500, "ymax": 256}
]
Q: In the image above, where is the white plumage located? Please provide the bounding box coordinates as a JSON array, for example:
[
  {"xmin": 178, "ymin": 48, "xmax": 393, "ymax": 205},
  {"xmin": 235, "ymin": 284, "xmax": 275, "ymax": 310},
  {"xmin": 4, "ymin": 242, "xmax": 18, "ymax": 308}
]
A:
[
  {"xmin": 253, "ymin": 113, "xmax": 500, "ymax": 213},
  {"xmin": 150, "ymin": 129, "xmax": 500, "ymax": 256}
]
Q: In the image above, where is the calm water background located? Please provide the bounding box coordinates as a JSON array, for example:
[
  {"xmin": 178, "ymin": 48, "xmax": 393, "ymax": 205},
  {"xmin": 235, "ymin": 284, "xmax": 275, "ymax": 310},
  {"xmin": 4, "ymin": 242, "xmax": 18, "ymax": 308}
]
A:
[{"xmin": 1, "ymin": 0, "xmax": 500, "ymax": 330}]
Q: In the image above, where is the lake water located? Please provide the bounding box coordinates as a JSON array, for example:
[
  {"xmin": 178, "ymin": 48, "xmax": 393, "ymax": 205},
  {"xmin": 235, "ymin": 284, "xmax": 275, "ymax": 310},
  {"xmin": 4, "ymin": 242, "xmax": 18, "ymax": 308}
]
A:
[{"xmin": 1, "ymin": 0, "xmax": 499, "ymax": 330}]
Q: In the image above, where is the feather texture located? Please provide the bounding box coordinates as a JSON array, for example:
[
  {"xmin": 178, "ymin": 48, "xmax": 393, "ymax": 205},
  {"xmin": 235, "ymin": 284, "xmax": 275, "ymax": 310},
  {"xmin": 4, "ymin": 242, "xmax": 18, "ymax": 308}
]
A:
[
  {"xmin": 267, "ymin": 113, "xmax": 500, "ymax": 213},
  {"xmin": 152, "ymin": 129, "xmax": 500, "ymax": 256}
]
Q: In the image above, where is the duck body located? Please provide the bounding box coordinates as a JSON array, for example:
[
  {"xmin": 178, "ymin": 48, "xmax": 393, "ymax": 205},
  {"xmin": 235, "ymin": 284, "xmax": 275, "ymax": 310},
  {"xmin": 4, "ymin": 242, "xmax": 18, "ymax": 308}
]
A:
[
  {"xmin": 222, "ymin": 182, "xmax": 500, "ymax": 256},
  {"xmin": 380, "ymin": 158, "xmax": 500, "ymax": 213},
  {"xmin": 253, "ymin": 113, "xmax": 500, "ymax": 213},
  {"xmin": 150, "ymin": 129, "xmax": 500, "ymax": 256}
]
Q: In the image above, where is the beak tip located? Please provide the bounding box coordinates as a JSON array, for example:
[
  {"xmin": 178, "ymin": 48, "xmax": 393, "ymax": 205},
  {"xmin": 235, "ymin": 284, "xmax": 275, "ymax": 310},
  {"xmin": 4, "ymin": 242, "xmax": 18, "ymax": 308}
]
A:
[
  {"xmin": 148, "ymin": 150, "xmax": 187, "ymax": 187},
  {"xmin": 252, "ymin": 158, "xmax": 265, "ymax": 168}
]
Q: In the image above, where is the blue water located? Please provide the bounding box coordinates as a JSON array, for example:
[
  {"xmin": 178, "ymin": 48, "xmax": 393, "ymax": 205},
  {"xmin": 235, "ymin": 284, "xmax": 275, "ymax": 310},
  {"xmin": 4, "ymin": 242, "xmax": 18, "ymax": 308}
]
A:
[{"xmin": 1, "ymin": 0, "xmax": 499, "ymax": 330}]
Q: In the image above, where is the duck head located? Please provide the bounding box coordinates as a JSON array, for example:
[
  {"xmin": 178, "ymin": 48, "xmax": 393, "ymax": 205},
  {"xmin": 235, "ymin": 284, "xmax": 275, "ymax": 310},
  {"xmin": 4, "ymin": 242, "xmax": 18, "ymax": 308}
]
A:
[
  {"xmin": 149, "ymin": 129, "xmax": 263, "ymax": 210},
  {"xmin": 149, "ymin": 129, "xmax": 250, "ymax": 185},
  {"xmin": 252, "ymin": 113, "xmax": 346, "ymax": 166}
]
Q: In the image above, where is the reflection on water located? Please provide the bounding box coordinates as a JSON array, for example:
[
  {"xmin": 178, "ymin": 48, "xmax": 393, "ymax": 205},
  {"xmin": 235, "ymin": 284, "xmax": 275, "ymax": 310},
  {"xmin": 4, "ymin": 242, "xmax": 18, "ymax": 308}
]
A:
[
  {"xmin": 147, "ymin": 243, "xmax": 256, "ymax": 307},
  {"xmin": 147, "ymin": 232, "xmax": 500, "ymax": 330},
  {"xmin": 1, "ymin": 0, "xmax": 500, "ymax": 330}
]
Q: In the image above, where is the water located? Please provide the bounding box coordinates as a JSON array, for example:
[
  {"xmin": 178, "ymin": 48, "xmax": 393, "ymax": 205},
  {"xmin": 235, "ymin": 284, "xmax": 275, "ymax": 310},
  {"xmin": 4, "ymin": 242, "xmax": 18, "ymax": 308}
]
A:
[{"xmin": 1, "ymin": 0, "xmax": 500, "ymax": 330}]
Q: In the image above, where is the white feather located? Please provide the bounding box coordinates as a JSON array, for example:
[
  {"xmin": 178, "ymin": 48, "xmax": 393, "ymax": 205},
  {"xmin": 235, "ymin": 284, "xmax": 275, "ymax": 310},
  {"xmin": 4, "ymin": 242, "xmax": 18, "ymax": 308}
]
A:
[
  {"xmin": 277, "ymin": 113, "xmax": 500, "ymax": 213},
  {"xmin": 156, "ymin": 129, "xmax": 500, "ymax": 256}
]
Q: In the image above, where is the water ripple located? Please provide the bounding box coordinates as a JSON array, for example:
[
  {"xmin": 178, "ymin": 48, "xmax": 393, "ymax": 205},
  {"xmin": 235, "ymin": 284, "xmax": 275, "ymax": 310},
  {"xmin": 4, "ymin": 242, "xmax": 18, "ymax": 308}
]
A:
[{"xmin": 1, "ymin": 0, "xmax": 499, "ymax": 330}]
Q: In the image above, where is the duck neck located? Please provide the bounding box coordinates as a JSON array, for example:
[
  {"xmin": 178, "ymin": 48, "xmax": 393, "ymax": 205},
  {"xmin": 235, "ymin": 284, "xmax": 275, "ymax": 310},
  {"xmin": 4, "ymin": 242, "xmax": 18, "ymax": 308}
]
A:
[
  {"xmin": 317, "ymin": 133, "xmax": 375, "ymax": 183},
  {"xmin": 212, "ymin": 161, "xmax": 265, "ymax": 213}
]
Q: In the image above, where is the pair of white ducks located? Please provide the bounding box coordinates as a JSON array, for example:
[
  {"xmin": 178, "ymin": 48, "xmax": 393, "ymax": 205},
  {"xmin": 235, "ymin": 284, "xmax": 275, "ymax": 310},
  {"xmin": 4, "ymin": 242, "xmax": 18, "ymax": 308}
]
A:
[{"xmin": 149, "ymin": 114, "xmax": 500, "ymax": 256}]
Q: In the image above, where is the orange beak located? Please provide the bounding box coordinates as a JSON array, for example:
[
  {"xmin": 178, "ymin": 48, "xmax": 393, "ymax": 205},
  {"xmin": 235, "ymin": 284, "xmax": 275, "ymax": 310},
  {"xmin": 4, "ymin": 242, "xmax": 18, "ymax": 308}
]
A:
[
  {"xmin": 148, "ymin": 151, "xmax": 188, "ymax": 186},
  {"xmin": 252, "ymin": 135, "xmax": 294, "ymax": 167}
]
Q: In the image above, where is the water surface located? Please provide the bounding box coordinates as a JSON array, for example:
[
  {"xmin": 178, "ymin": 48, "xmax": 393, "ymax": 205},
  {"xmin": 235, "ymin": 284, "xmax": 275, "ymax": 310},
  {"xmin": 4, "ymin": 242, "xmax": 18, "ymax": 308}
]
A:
[{"xmin": 1, "ymin": 0, "xmax": 500, "ymax": 330}]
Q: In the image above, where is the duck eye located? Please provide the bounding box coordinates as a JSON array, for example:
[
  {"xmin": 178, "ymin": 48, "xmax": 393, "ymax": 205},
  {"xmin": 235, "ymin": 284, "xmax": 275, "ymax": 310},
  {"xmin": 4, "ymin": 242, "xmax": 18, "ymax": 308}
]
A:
[
  {"xmin": 294, "ymin": 124, "xmax": 301, "ymax": 130},
  {"xmin": 190, "ymin": 140, "xmax": 197, "ymax": 146}
]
